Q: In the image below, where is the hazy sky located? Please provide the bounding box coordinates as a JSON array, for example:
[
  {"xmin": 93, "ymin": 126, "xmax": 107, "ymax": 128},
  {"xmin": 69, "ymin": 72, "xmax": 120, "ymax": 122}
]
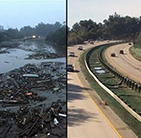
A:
[
  {"xmin": 68, "ymin": 0, "xmax": 141, "ymax": 27},
  {"xmin": 0, "ymin": 0, "xmax": 66, "ymax": 29}
]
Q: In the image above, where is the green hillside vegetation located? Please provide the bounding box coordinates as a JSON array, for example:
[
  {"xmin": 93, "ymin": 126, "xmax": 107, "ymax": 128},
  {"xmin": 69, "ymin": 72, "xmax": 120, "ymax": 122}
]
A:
[
  {"xmin": 130, "ymin": 32, "xmax": 141, "ymax": 61},
  {"xmin": 45, "ymin": 25, "xmax": 66, "ymax": 47},
  {"xmin": 134, "ymin": 32, "xmax": 141, "ymax": 48},
  {"xmin": 68, "ymin": 32, "xmax": 83, "ymax": 45}
]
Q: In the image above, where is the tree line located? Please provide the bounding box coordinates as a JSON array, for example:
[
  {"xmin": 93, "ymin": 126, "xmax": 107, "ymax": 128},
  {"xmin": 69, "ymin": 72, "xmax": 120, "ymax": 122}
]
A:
[
  {"xmin": 45, "ymin": 23, "xmax": 66, "ymax": 47},
  {"xmin": 68, "ymin": 13, "xmax": 141, "ymax": 46},
  {"xmin": 0, "ymin": 22, "xmax": 63, "ymax": 42}
]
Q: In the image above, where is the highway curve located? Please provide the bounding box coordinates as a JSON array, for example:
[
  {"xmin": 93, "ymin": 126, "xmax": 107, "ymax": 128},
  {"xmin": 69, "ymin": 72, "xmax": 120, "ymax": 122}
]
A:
[
  {"xmin": 105, "ymin": 43, "xmax": 141, "ymax": 83},
  {"xmin": 68, "ymin": 41, "xmax": 137, "ymax": 138}
]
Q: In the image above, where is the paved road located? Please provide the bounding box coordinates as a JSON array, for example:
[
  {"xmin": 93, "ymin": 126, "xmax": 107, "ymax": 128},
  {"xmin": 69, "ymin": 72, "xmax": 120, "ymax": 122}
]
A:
[
  {"xmin": 68, "ymin": 41, "xmax": 122, "ymax": 138},
  {"xmin": 105, "ymin": 43, "xmax": 141, "ymax": 83}
]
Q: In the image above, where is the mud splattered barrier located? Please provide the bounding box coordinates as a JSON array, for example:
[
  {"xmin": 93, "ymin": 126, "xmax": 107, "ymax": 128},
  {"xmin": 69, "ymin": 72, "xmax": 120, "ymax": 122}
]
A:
[{"xmin": 0, "ymin": 62, "xmax": 66, "ymax": 138}]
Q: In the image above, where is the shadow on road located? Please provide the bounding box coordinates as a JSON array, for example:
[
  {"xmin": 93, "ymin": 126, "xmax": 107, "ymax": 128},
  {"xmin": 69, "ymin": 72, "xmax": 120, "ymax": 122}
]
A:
[
  {"xmin": 68, "ymin": 55, "xmax": 78, "ymax": 58},
  {"xmin": 68, "ymin": 83, "xmax": 91, "ymax": 102},
  {"xmin": 68, "ymin": 83, "xmax": 98, "ymax": 127},
  {"xmin": 67, "ymin": 70, "xmax": 80, "ymax": 73},
  {"xmin": 67, "ymin": 78, "xmax": 72, "ymax": 81},
  {"xmin": 68, "ymin": 108, "xmax": 99, "ymax": 126},
  {"xmin": 73, "ymin": 70, "xmax": 80, "ymax": 73}
]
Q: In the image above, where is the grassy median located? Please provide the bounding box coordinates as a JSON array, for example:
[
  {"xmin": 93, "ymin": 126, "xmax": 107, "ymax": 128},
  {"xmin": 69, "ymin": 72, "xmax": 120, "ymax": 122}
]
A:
[
  {"xmin": 130, "ymin": 46, "xmax": 141, "ymax": 61},
  {"xmin": 94, "ymin": 47, "xmax": 141, "ymax": 113},
  {"xmin": 79, "ymin": 47, "xmax": 141, "ymax": 138}
]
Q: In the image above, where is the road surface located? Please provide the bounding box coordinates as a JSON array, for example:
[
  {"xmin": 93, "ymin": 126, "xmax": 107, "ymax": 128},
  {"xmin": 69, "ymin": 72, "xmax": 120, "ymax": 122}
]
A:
[
  {"xmin": 68, "ymin": 41, "xmax": 137, "ymax": 138},
  {"xmin": 105, "ymin": 43, "xmax": 141, "ymax": 83}
]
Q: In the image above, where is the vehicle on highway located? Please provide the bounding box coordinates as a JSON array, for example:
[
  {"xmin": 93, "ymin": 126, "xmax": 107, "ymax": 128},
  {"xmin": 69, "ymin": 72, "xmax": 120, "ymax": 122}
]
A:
[
  {"xmin": 78, "ymin": 46, "xmax": 83, "ymax": 50},
  {"xmin": 69, "ymin": 52, "xmax": 75, "ymax": 57},
  {"xmin": 111, "ymin": 53, "xmax": 116, "ymax": 57},
  {"xmin": 119, "ymin": 50, "xmax": 124, "ymax": 54},
  {"xmin": 90, "ymin": 41, "xmax": 94, "ymax": 44},
  {"xmin": 67, "ymin": 64, "xmax": 74, "ymax": 72},
  {"xmin": 128, "ymin": 42, "xmax": 132, "ymax": 45}
]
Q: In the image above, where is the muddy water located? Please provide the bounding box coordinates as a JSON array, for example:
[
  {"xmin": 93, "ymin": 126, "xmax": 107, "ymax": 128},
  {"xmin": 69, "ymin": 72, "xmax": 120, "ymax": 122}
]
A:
[
  {"xmin": 0, "ymin": 39, "xmax": 66, "ymax": 73},
  {"xmin": 19, "ymin": 38, "xmax": 56, "ymax": 53}
]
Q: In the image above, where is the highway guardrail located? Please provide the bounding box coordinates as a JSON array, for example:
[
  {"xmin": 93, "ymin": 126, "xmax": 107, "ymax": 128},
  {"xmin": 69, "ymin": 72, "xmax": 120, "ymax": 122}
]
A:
[{"xmin": 85, "ymin": 43, "xmax": 141, "ymax": 122}]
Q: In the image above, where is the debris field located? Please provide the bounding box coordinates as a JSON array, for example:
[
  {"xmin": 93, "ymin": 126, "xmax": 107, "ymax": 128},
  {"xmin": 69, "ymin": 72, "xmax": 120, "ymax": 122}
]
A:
[{"xmin": 0, "ymin": 62, "xmax": 66, "ymax": 138}]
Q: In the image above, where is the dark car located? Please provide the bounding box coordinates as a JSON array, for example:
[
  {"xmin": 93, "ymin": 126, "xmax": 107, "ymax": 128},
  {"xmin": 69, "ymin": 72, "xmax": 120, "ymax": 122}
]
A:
[
  {"xmin": 90, "ymin": 41, "xmax": 94, "ymax": 44},
  {"xmin": 69, "ymin": 52, "xmax": 75, "ymax": 57},
  {"xmin": 111, "ymin": 53, "xmax": 116, "ymax": 57},
  {"xmin": 78, "ymin": 46, "xmax": 83, "ymax": 50},
  {"xmin": 128, "ymin": 42, "xmax": 132, "ymax": 45},
  {"xmin": 67, "ymin": 64, "xmax": 74, "ymax": 72},
  {"xmin": 119, "ymin": 50, "xmax": 124, "ymax": 54}
]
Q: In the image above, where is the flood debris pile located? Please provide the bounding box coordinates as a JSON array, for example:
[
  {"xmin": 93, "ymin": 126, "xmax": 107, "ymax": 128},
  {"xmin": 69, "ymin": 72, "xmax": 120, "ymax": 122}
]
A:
[
  {"xmin": 0, "ymin": 64, "xmax": 50, "ymax": 105},
  {"xmin": 0, "ymin": 101, "xmax": 66, "ymax": 138},
  {"xmin": 0, "ymin": 41, "xmax": 19, "ymax": 49},
  {"xmin": 0, "ymin": 49, "xmax": 10, "ymax": 54},
  {"xmin": 26, "ymin": 52, "xmax": 63, "ymax": 60},
  {"xmin": 0, "ymin": 62, "xmax": 66, "ymax": 137}
]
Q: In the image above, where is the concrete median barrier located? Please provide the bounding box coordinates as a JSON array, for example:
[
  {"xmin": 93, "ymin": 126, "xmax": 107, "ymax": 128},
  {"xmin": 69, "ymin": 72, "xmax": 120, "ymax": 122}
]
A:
[{"xmin": 85, "ymin": 45, "xmax": 141, "ymax": 122}]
